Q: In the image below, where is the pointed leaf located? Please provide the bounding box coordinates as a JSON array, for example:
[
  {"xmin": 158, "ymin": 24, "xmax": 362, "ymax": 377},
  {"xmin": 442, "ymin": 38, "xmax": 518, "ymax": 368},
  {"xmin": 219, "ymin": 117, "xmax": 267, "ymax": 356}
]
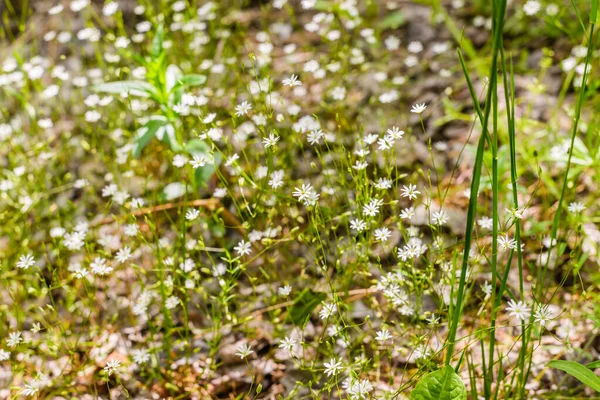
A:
[
  {"xmin": 378, "ymin": 11, "xmax": 405, "ymax": 30},
  {"xmin": 166, "ymin": 64, "xmax": 182, "ymax": 94},
  {"xmin": 587, "ymin": 361, "xmax": 600, "ymax": 369},
  {"xmin": 171, "ymin": 74, "xmax": 207, "ymax": 92},
  {"xmin": 151, "ymin": 24, "xmax": 164, "ymax": 59},
  {"xmin": 410, "ymin": 366, "xmax": 467, "ymax": 400},
  {"xmin": 548, "ymin": 360, "xmax": 600, "ymax": 392},
  {"xmin": 93, "ymin": 80, "xmax": 156, "ymax": 98}
]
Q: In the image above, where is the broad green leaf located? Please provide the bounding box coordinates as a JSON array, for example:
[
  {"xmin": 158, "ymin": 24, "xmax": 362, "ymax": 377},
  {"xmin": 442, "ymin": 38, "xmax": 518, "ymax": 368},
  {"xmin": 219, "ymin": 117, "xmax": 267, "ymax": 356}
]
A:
[
  {"xmin": 133, "ymin": 126, "xmax": 156, "ymax": 157},
  {"xmin": 548, "ymin": 360, "xmax": 600, "ymax": 392},
  {"xmin": 151, "ymin": 24, "xmax": 164, "ymax": 59},
  {"xmin": 592, "ymin": 0, "xmax": 599, "ymax": 24},
  {"xmin": 186, "ymin": 140, "xmax": 221, "ymax": 188},
  {"xmin": 93, "ymin": 80, "xmax": 156, "ymax": 98},
  {"xmin": 133, "ymin": 116, "xmax": 168, "ymax": 157},
  {"xmin": 132, "ymin": 116, "xmax": 180, "ymax": 156},
  {"xmin": 410, "ymin": 366, "xmax": 467, "ymax": 400},
  {"xmin": 286, "ymin": 288, "xmax": 326, "ymax": 326},
  {"xmin": 587, "ymin": 360, "xmax": 600, "ymax": 369},
  {"xmin": 551, "ymin": 136, "xmax": 593, "ymax": 166},
  {"xmin": 166, "ymin": 64, "xmax": 182, "ymax": 95},
  {"xmin": 185, "ymin": 139, "xmax": 211, "ymax": 156},
  {"xmin": 378, "ymin": 11, "xmax": 405, "ymax": 30},
  {"xmin": 172, "ymin": 74, "xmax": 207, "ymax": 92},
  {"xmin": 193, "ymin": 153, "xmax": 221, "ymax": 188}
]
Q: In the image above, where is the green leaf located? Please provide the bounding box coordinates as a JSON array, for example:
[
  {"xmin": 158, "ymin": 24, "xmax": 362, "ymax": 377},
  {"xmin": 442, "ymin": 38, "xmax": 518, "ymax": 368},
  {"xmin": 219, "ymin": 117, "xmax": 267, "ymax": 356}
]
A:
[
  {"xmin": 378, "ymin": 11, "xmax": 405, "ymax": 30},
  {"xmin": 93, "ymin": 80, "xmax": 156, "ymax": 98},
  {"xmin": 587, "ymin": 361, "xmax": 600, "ymax": 369},
  {"xmin": 185, "ymin": 139, "xmax": 221, "ymax": 188},
  {"xmin": 172, "ymin": 74, "xmax": 207, "ymax": 91},
  {"xmin": 410, "ymin": 366, "xmax": 467, "ymax": 400},
  {"xmin": 185, "ymin": 139, "xmax": 210, "ymax": 156},
  {"xmin": 286, "ymin": 288, "xmax": 326, "ymax": 326},
  {"xmin": 592, "ymin": 0, "xmax": 599, "ymax": 24},
  {"xmin": 133, "ymin": 116, "xmax": 180, "ymax": 156},
  {"xmin": 548, "ymin": 360, "xmax": 600, "ymax": 392},
  {"xmin": 151, "ymin": 24, "xmax": 164, "ymax": 59},
  {"xmin": 186, "ymin": 140, "xmax": 220, "ymax": 188}
]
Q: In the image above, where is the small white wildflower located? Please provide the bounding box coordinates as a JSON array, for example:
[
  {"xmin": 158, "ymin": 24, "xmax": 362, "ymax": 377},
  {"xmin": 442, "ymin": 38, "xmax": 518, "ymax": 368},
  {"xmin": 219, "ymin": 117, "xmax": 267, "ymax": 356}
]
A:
[
  {"xmin": 375, "ymin": 328, "xmax": 392, "ymax": 342},
  {"xmin": 410, "ymin": 103, "xmax": 427, "ymax": 114},
  {"xmin": 506, "ymin": 299, "xmax": 531, "ymax": 322},
  {"xmin": 235, "ymin": 343, "xmax": 253, "ymax": 359},
  {"xmin": 278, "ymin": 285, "xmax": 292, "ymax": 296},
  {"xmin": 16, "ymin": 254, "xmax": 36, "ymax": 269},
  {"xmin": 185, "ymin": 208, "xmax": 200, "ymax": 221},
  {"xmin": 234, "ymin": 240, "xmax": 252, "ymax": 256},
  {"xmin": 283, "ymin": 74, "xmax": 302, "ymax": 87},
  {"xmin": 104, "ymin": 359, "xmax": 120, "ymax": 376}
]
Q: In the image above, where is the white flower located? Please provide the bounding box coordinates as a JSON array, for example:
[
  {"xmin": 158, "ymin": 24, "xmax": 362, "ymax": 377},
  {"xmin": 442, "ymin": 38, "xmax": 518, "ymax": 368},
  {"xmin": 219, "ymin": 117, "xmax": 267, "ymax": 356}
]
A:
[
  {"xmin": 401, "ymin": 184, "xmax": 420, "ymax": 200},
  {"xmin": 20, "ymin": 377, "xmax": 41, "ymax": 397},
  {"xmin": 400, "ymin": 207, "xmax": 415, "ymax": 220},
  {"xmin": 432, "ymin": 210, "xmax": 449, "ymax": 226},
  {"xmin": 90, "ymin": 257, "xmax": 113, "ymax": 275},
  {"xmin": 262, "ymin": 133, "xmax": 280, "ymax": 148},
  {"xmin": 477, "ymin": 216, "xmax": 493, "ymax": 229},
  {"xmin": 16, "ymin": 254, "xmax": 36, "ymax": 269},
  {"xmin": 523, "ymin": 0, "xmax": 541, "ymax": 16},
  {"xmin": 375, "ymin": 328, "xmax": 392, "ymax": 342},
  {"xmin": 235, "ymin": 343, "xmax": 253, "ymax": 359},
  {"xmin": 374, "ymin": 228, "xmax": 392, "ymax": 242},
  {"xmin": 307, "ymin": 129, "xmax": 324, "ymax": 145},
  {"xmin": 172, "ymin": 154, "xmax": 188, "ymax": 168},
  {"xmin": 132, "ymin": 348, "xmax": 150, "ymax": 365},
  {"xmin": 165, "ymin": 295, "xmax": 179, "ymax": 309},
  {"xmin": 293, "ymin": 183, "xmax": 315, "ymax": 202},
  {"xmin": 410, "ymin": 103, "xmax": 427, "ymax": 114},
  {"xmin": 282, "ymin": 74, "xmax": 302, "ymax": 87},
  {"xmin": 190, "ymin": 154, "xmax": 213, "ymax": 169},
  {"xmin": 387, "ymin": 126, "xmax": 404, "ymax": 140},
  {"xmin": 115, "ymin": 246, "xmax": 132, "ymax": 264},
  {"xmin": 102, "ymin": 1, "xmax": 119, "ymax": 16},
  {"xmin": 104, "ymin": 359, "xmax": 120, "ymax": 376},
  {"xmin": 412, "ymin": 344, "xmax": 431, "ymax": 360},
  {"xmin": 375, "ymin": 178, "xmax": 392, "ymax": 190},
  {"xmin": 179, "ymin": 258, "xmax": 195, "ymax": 273},
  {"xmin": 534, "ymin": 305, "xmax": 555, "ymax": 327},
  {"xmin": 498, "ymin": 235, "xmax": 517, "ymax": 251},
  {"xmin": 278, "ymin": 285, "xmax": 292, "ymax": 296},
  {"xmin": 568, "ymin": 202, "xmax": 586, "ymax": 213},
  {"xmin": 324, "ymin": 358, "xmax": 342, "ymax": 377},
  {"xmin": 6, "ymin": 331, "xmax": 23, "ymax": 347},
  {"xmin": 278, "ymin": 336, "xmax": 297, "ymax": 352},
  {"xmin": 363, "ymin": 198, "xmax": 383, "ymax": 217},
  {"xmin": 319, "ymin": 302, "xmax": 336, "ymax": 320},
  {"xmin": 506, "ymin": 299, "xmax": 531, "ymax": 322},
  {"xmin": 350, "ymin": 219, "xmax": 367, "ymax": 232},
  {"xmin": 185, "ymin": 208, "xmax": 200, "ymax": 221},
  {"xmin": 235, "ymin": 101, "xmax": 252, "ymax": 116},
  {"xmin": 234, "ymin": 240, "xmax": 252, "ymax": 256}
]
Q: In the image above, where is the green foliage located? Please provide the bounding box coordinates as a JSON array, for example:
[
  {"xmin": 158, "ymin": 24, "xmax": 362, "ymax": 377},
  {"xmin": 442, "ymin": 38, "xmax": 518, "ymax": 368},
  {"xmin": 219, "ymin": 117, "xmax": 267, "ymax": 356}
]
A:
[
  {"xmin": 378, "ymin": 11, "xmax": 405, "ymax": 30},
  {"xmin": 548, "ymin": 360, "xmax": 600, "ymax": 392},
  {"xmin": 410, "ymin": 366, "xmax": 467, "ymax": 400},
  {"xmin": 286, "ymin": 288, "xmax": 326, "ymax": 326}
]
